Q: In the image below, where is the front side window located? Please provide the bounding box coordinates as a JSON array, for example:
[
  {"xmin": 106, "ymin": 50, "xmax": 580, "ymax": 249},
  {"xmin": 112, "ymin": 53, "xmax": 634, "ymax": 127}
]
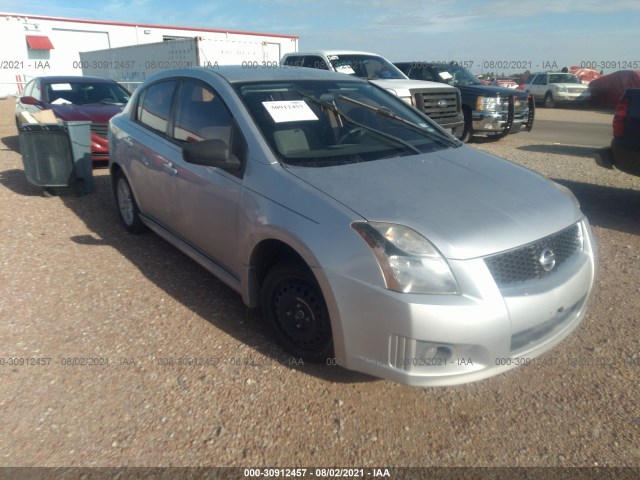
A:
[
  {"xmin": 172, "ymin": 80, "xmax": 232, "ymax": 144},
  {"xmin": 23, "ymin": 79, "xmax": 35, "ymax": 98},
  {"xmin": 137, "ymin": 81, "xmax": 177, "ymax": 134},
  {"xmin": 532, "ymin": 75, "xmax": 547, "ymax": 85},
  {"xmin": 31, "ymin": 80, "xmax": 41, "ymax": 101},
  {"xmin": 235, "ymin": 80, "xmax": 458, "ymax": 167}
]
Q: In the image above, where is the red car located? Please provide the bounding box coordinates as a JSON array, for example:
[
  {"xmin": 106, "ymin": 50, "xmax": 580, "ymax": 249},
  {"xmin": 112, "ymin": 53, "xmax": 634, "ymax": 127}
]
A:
[{"xmin": 15, "ymin": 76, "xmax": 130, "ymax": 162}]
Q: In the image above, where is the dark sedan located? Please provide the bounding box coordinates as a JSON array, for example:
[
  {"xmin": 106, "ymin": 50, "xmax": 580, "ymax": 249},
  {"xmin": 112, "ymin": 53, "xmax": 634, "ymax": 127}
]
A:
[{"xmin": 15, "ymin": 76, "xmax": 130, "ymax": 162}]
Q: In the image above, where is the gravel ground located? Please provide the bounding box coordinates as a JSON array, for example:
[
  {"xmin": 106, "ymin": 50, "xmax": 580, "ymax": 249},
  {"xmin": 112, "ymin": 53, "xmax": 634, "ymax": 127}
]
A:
[{"xmin": 1, "ymin": 97, "xmax": 639, "ymax": 468}]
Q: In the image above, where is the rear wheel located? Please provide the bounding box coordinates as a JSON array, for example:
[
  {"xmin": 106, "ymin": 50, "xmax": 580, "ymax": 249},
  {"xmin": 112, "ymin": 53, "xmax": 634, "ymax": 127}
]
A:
[
  {"xmin": 260, "ymin": 262, "xmax": 334, "ymax": 363},
  {"xmin": 114, "ymin": 171, "xmax": 147, "ymax": 234}
]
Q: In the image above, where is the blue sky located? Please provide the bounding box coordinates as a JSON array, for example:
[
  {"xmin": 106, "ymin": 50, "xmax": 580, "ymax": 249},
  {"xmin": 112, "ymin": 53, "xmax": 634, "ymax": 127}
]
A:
[{"xmin": 2, "ymin": 0, "xmax": 639, "ymax": 74}]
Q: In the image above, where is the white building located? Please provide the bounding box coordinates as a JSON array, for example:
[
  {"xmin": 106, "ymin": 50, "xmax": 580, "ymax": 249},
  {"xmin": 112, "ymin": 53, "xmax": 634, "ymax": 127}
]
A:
[{"xmin": 0, "ymin": 12, "xmax": 299, "ymax": 97}]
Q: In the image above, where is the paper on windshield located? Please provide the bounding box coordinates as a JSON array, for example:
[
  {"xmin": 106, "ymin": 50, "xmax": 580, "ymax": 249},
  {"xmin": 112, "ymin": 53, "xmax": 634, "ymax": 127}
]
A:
[
  {"xmin": 335, "ymin": 65, "xmax": 356, "ymax": 75},
  {"xmin": 50, "ymin": 83, "xmax": 73, "ymax": 91},
  {"xmin": 263, "ymin": 101, "xmax": 318, "ymax": 123},
  {"xmin": 438, "ymin": 72, "xmax": 453, "ymax": 80}
]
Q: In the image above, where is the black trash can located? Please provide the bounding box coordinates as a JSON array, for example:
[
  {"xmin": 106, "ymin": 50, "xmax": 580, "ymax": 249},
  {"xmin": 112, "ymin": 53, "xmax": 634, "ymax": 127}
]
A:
[{"xmin": 18, "ymin": 120, "xmax": 94, "ymax": 195}]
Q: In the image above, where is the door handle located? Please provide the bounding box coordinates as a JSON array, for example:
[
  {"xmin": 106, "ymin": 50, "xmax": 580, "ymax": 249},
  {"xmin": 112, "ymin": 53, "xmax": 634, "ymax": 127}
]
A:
[{"xmin": 162, "ymin": 161, "xmax": 178, "ymax": 176}]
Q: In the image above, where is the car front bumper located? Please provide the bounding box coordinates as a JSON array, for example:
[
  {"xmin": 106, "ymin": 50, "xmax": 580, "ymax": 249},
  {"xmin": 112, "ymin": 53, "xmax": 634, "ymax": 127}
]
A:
[
  {"xmin": 472, "ymin": 111, "xmax": 529, "ymax": 134},
  {"xmin": 554, "ymin": 91, "xmax": 591, "ymax": 103},
  {"xmin": 321, "ymin": 219, "xmax": 596, "ymax": 386}
]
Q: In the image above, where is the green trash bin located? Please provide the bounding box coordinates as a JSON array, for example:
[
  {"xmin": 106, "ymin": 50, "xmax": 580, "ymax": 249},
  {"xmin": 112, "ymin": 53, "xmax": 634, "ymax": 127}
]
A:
[{"xmin": 18, "ymin": 120, "xmax": 94, "ymax": 195}]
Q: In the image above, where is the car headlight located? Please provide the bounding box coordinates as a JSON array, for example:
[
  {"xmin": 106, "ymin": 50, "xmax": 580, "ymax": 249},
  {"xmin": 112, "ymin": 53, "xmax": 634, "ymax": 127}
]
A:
[
  {"xmin": 398, "ymin": 95, "xmax": 415, "ymax": 106},
  {"xmin": 352, "ymin": 222, "xmax": 459, "ymax": 294},
  {"xmin": 556, "ymin": 85, "xmax": 567, "ymax": 92},
  {"xmin": 476, "ymin": 96, "xmax": 500, "ymax": 112}
]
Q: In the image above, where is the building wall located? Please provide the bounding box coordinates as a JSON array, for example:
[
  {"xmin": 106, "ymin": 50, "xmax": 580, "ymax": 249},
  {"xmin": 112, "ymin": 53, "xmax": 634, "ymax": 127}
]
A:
[{"xmin": 0, "ymin": 13, "xmax": 298, "ymax": 97}]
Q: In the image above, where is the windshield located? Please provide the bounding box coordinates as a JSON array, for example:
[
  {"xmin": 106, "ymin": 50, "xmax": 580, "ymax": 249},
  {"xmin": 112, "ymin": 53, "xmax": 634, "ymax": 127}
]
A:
[
  {"xmin": 235, "ymin": 80, "xmax": 458, "ymax": 167},
  {"xmin": 430, "ymin": 65, "xmax": 482, "ymax": 86},
  {"xmin": 327, "ymin": 55, "xmax": 406, "ymax": 80},
  {"xmin": 548, "ymin": 73, "xmax": 581, "ymax": 84},
  {"xmin": 44, "ymin": 81, "xmax": 131, "ymax": 105}
]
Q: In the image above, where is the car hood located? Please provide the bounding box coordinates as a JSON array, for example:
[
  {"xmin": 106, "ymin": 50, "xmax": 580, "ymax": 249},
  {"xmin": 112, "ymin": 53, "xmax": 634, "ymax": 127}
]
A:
[
  {"xmin": 286, "ymin": 146, "xmax": 582, "ymax": 260},
  {"xmin": 45, "ymin": 103, "xmax": 125, "ymax": 123},
  {"xmin": 370, "ymin": 79, "xmax": 456, "ymax": 94},
  {"xmin": 457, "ymin": 84, "xmax": 528, "ymax": 98}
]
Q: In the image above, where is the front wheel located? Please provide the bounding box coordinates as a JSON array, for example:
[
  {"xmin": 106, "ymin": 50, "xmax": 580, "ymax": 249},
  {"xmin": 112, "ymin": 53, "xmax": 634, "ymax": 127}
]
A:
[
  {"xmin": 114, "ymin": 171, "xmax": 147, "ymax": 234},
  {"xmin": 260, "ymin": 262, "xmax": 334, "ymax": 363},
  {"xmin": 458, "ymin": 110, "xmax": 473, "ymax": 143},
  {"xmin": 544, "ymin": 93, "xmax": 555, "ymax": 108}
]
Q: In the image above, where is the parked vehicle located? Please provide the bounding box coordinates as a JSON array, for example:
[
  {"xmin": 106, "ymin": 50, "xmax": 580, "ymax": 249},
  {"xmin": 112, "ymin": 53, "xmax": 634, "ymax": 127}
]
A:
[
  {"xmin": 80, "ymin": 37, "xmax": 298, "ymax": 92},
  {"xmin": 280, "ymin": 51, "xmax": 464, "ymax": 138},
  {"xmin": 395, "ymin": 62, "xmax": 534, "ymax": 142},
  {"xmin": 15, "ymin": 76, "xmax": 130, "ymax": 162},
  {"xmin": 109, "ymin": 66, "xmax": 596, "ymax": 386},
  {"xmin": 524, "ymin": 72, "xmax": 590, "ymax": 107},
  {"xmin": 594, "ymin": 88, "xmax": 640, "ymax": 176},
  {"xmin": 490, "ymin": 77, "xmax": 519, "ymax": 89}
]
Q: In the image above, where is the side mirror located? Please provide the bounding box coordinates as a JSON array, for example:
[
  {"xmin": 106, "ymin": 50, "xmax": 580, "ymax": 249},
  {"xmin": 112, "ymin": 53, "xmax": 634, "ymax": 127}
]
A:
[
  {"xmin": 20, "ymin": 96, "xmax": 42, "ymax": 106},
  {"xmin": 182, "ymin": 139, "xmax": 241, "ymax": 171}
]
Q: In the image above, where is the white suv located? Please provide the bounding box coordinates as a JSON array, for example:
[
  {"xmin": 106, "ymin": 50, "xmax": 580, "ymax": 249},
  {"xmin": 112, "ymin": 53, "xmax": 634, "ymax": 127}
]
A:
[
  {"xmin": 281, "ymin": 50, "xmax": 464, "ymax": 137},
  {"xmin": 524, "ymin": 72, "xmax": 591, "ymax": 108}
]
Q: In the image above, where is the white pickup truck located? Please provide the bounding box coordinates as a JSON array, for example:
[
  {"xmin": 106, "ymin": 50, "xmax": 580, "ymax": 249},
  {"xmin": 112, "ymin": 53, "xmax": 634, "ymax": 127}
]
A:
[{"xmin": 281, "ymin": 50, "xmax": 464, "ymax": 137}]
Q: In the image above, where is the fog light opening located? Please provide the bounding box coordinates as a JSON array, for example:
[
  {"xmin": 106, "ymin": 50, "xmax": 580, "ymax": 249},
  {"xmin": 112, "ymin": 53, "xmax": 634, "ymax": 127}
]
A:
[
  {"xmin": 436, "ymin": 346, "xmax": 453, "ymax": 361},
  {"xmin": 415, "ymin": 341, "xmax": 454, "ymax": 362}
]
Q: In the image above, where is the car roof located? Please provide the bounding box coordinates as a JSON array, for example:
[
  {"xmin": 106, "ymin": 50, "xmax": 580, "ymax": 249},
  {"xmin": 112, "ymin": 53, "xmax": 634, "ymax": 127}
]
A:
[
  {"xmin": 36, "ymin": 76, "xmax": 121, "ymax": 84},
  {"xmin": 144, "ymin": 66, "xmax": 369, "ymax": 84},
  {"xmin": 534, "ymin": 72, "xmax": 576, "ymax": 76},
  {"xmin": 394, "ymin": 62, "xmax": 447, "ymax": 66},
  {"xmin": 283, "ymin": 50, "xmax": 383, "ymax": 57}
]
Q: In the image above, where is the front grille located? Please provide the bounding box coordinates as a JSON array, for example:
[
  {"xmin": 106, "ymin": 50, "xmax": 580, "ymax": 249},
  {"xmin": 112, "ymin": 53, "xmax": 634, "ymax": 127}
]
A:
[
  {"xmin": 90, "ymin": 123, "xmax": 109, "ymax": 138},
  {"xmin": 413, "ymin": 90, "xmax": 460, "ymax": 119},
  {"xmin": 567, "ymin": 88, "xmax": 584, "ymax": 94},
  {"xmin": 485, "ymin": 223, "xmax": 582, "ymax": 286}
]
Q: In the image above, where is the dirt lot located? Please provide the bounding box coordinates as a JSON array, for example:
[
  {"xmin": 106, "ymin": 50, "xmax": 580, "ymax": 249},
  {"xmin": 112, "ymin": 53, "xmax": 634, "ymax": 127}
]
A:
[{"xmin": 1, "ymin": 98, "xmax": 639, "ymax": 468}]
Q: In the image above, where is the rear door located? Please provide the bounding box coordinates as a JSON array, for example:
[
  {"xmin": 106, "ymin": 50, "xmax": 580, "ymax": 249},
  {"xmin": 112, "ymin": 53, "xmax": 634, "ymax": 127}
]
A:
[{"xmin": 127, "ymin": 79, "xmax": 180, "ymax": 224}]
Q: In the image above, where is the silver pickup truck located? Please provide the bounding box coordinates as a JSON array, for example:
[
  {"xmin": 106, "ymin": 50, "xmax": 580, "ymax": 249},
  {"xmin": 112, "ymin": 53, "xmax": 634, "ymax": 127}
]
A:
[{"xmin": 281, "ymin": 50, "xmax": 465, "ymax": 138}]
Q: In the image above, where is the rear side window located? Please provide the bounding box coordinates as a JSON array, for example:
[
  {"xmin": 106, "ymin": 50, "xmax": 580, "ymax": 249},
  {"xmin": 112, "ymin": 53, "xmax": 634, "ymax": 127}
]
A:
[
  {"xmin": 282, "ymin": 55, "xmax": 328, "ymax": 70},
  {"xmin": 172, "ymin": 80, "xmax": 232, "ymax": 144},
  {"xmin": 137, "ymin": 81, "xmax": 177, "ymax": 134}
]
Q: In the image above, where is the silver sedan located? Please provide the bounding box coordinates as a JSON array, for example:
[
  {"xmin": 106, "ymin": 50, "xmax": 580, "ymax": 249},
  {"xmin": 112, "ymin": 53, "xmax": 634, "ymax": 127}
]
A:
[{"xmin": 109, "ymin": 66, "xmax": 596, "ymax": 386}]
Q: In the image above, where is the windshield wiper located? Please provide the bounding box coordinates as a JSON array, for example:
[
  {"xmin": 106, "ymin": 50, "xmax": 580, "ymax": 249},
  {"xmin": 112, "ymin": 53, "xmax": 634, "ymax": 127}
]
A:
[
  {"xmin": 337, "ymin": 94, "xmax": 459, "ymax": 148},
  {"xmin": 297, "ymin": 90, "xmax": 422, "ymax": 155}
]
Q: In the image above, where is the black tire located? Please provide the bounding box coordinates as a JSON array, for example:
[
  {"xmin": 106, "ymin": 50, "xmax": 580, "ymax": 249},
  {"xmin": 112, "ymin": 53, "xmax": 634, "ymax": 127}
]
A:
[
  {"xmin": 544, "ymin": 92, "xmax": 555, "ymax": 108},
  {"xmin": 260, "ymin": 262, "xmax": 334, "ymax": 363},
  {"xmin": 114, "ymin": 171, "xmax": 147, "ymax": 234},
  {"xmin": 458, "ymin": 109, "xmax": 473, "ymax": 143}
]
